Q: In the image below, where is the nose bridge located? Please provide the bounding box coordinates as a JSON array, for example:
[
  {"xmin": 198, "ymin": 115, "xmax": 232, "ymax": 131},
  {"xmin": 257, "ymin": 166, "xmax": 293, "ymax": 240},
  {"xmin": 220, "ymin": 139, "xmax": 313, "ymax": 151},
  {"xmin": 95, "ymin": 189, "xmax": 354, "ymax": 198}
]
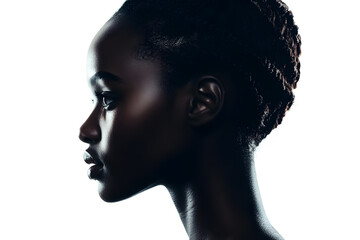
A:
[{"xmin": 79, "ymin": 107, "xmax": 101, "ymax": 143}]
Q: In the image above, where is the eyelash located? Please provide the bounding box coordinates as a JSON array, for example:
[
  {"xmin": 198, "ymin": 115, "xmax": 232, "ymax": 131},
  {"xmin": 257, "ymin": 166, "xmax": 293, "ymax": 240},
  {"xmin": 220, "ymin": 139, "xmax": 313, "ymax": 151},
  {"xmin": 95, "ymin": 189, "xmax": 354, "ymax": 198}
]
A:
[{"xmin": 93, "ymin": 92, "xmax": 119, "ymax": 110}]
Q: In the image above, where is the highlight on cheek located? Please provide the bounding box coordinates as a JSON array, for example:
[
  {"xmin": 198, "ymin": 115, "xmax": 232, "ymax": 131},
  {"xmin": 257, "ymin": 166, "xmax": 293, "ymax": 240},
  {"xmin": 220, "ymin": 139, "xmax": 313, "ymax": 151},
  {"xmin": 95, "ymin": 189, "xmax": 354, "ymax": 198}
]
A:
[{"xmin": 126, "ymin": 85, "xmax": 164, "ymax": 118}]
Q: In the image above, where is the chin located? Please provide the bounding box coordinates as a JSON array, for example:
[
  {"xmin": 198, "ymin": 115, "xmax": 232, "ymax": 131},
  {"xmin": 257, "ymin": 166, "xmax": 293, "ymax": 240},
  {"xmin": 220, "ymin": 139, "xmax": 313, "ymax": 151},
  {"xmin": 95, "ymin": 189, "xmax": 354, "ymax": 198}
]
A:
[
  {"xmin": 97, "ymin": 182, "xmax": 122, "ymax": 203},
  {"xmin": 99, "ymin": 193, "xmax": 120, "ymax": 203},
  {"xmin": 97, "ymin": 182, "xmax": 141, "ymax": 203}
]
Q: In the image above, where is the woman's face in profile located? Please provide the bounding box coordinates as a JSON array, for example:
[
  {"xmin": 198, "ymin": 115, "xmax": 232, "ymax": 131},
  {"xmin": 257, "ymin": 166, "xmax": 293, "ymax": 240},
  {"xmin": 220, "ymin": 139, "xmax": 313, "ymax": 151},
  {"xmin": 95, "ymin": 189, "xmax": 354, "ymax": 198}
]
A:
[{"xmin": 79, "ymin": 19, "xmax": 190, "ymax": 202}]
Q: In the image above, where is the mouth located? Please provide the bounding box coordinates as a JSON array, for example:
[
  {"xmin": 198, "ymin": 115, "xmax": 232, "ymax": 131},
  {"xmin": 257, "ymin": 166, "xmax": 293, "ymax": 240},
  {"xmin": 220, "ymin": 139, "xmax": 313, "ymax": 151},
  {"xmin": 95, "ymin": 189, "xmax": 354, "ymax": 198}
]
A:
[{"xmin": 83, "ymin": 150, "xmax": 104, "ymax": 180}]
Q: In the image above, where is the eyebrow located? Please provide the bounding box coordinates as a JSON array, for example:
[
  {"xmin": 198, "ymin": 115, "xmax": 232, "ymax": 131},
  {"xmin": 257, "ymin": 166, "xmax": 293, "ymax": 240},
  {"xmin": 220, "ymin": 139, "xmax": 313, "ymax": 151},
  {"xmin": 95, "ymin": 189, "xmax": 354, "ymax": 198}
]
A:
[{"xmin": 89, "ymin": 71, "xmax": 123, "ymax": 85}]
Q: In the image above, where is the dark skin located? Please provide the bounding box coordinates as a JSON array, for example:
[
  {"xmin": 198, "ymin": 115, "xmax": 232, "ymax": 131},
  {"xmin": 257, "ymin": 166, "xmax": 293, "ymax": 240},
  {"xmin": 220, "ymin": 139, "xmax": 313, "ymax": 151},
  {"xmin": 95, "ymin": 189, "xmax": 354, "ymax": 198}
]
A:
[{"xmin": 79, "ymin": 18, "xmax": 284, "ymax": 240}]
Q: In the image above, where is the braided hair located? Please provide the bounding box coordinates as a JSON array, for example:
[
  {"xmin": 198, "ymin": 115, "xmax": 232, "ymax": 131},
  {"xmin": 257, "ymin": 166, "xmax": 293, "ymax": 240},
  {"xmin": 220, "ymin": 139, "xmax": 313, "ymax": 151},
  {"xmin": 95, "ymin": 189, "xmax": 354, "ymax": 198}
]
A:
[{"xmin": 114, "ymin": 0, "xmax": 301, "ymax": 146}]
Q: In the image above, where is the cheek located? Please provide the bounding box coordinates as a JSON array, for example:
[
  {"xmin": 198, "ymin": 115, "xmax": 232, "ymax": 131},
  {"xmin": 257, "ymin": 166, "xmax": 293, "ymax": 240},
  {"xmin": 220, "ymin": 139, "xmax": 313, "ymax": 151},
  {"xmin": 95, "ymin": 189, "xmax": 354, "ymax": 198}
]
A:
[
  {"xmin": 125, "ymin": 85, "xmax": 165, "ymax": 120},
  {"xmin": 99, "ymin": 92, "xmax": 174, "ymax": 168},
  {"xmin": 98, "ymin": 111, "xmax": 116, "ymax": 157}
]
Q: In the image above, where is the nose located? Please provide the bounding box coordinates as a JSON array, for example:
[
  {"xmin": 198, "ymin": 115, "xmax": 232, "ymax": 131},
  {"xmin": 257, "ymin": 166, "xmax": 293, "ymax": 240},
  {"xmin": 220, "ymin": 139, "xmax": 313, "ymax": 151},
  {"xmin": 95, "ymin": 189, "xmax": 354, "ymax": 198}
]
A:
[{"xmin": 79, "ymin": 108, "xmax": 101, "ymax": 144}]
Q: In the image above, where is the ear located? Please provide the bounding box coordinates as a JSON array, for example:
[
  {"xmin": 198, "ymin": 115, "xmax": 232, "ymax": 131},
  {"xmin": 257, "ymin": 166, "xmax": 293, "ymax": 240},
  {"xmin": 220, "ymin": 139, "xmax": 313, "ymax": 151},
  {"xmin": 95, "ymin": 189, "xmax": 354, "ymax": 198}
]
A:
[{"xmin": 188, "ymin": 76, "xmax": 225, "ymax": 126}]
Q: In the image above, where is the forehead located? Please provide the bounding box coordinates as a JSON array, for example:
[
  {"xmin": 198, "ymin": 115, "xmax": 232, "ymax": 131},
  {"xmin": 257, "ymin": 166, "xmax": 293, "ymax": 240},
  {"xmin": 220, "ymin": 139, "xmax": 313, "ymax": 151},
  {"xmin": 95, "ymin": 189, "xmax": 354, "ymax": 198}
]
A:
[
  {"xmin": 92, "ymin": 17, "xmax": 141, "ymax": 50},
  {"xmin": 87, "ymin": 18, "xmax": 143, "ymax": 79}
]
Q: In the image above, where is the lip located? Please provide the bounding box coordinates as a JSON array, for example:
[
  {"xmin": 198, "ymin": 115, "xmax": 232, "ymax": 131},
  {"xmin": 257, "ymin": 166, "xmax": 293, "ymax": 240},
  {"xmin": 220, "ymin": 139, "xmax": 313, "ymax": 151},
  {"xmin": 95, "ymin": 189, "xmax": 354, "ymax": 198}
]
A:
[
  {"xmin": 83, "ymin": 149, "xmax": 104, "ymax": 180},
  {"xmin": 83, "ymin": 149, "xmax": 102, "ymax": 165}
]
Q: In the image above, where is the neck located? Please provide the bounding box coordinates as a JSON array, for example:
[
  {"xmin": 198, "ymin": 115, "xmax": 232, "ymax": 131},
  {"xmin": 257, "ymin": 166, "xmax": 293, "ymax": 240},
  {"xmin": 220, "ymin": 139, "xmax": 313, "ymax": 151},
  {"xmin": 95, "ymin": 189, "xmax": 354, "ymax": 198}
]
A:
[{"xmin": 164, "ymin": 134, "xmax": 283, "ymax": 240}]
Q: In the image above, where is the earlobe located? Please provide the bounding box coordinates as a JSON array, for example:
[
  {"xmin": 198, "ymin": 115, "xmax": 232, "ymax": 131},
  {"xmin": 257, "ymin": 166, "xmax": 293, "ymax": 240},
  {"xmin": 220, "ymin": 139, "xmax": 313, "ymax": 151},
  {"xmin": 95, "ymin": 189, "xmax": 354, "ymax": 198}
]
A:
[{"xmin": 188, "ymin": 76, "xmax": 225, "ymax": 126}]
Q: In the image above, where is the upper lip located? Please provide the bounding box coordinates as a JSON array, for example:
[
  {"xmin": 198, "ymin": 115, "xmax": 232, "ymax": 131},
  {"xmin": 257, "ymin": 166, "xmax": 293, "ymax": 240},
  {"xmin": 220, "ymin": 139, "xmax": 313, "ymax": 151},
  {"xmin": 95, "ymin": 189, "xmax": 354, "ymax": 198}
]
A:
[{"xmin": 83, "ymin": 149, "xmax": 103, "ymax": 166}]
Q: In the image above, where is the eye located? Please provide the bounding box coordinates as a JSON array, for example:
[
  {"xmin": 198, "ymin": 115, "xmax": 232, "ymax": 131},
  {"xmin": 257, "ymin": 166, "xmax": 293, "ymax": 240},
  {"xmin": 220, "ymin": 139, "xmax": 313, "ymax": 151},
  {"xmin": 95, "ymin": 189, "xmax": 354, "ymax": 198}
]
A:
[
  {"xmin": 95, "ymin": 91, "xmax": 119, "ymax": 110},
  {"xmin": 101, "ymin": 95, "xmax": 116, "ymax": 110}
]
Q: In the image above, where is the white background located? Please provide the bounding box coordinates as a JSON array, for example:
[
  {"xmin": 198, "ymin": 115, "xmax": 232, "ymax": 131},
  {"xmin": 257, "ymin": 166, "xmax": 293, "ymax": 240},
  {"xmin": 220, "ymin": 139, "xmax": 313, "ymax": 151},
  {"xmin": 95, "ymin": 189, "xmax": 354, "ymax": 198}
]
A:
[{"xmin": 0, "ymin": 0, "xmax": 359, "ymax": 239}]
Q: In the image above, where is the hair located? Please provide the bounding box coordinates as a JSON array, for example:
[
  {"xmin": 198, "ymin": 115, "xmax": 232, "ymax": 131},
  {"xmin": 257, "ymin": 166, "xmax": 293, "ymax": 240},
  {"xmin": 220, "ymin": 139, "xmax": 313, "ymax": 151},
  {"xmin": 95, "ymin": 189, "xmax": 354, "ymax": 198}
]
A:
[{"xmin": 113, "ymin": 0, "xmax": 301, "ymax": 146}]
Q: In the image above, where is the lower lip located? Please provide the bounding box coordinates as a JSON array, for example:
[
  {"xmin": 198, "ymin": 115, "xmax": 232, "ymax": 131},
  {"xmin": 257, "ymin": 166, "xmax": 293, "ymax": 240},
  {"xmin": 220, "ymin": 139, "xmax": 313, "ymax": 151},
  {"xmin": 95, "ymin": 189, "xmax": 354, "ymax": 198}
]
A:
[{"xmin": 87, "ymin": 164, "xmax": 104, "ymax": 180}]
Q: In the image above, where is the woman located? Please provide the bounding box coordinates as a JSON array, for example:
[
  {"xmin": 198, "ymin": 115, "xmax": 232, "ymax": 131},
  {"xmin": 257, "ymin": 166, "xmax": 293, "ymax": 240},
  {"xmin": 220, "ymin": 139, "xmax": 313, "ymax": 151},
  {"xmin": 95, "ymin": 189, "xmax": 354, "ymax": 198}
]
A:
[{"xmin": 79, "ymin": 0, "xmax": 301, "ymax": 239}]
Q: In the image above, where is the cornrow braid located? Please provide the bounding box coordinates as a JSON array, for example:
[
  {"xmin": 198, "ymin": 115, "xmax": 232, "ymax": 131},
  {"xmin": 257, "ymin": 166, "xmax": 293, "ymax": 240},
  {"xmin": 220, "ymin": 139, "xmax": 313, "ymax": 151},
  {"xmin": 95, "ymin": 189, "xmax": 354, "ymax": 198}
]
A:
[
  {"xmin": 115, "ymin": 0, "xmax": 301, "ymax": 146},
  {"xmin": 246, "ymin": 0, "xmax": 301, "ymax": 144}
]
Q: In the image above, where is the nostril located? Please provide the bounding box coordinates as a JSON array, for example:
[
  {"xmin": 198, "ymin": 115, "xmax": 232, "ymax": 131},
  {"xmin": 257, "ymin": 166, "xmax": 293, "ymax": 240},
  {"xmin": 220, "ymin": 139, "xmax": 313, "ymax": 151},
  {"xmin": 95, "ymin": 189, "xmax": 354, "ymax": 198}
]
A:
[{"xmin": 79, "ymin": 131, "xmax": 93, "ymax": 144}]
